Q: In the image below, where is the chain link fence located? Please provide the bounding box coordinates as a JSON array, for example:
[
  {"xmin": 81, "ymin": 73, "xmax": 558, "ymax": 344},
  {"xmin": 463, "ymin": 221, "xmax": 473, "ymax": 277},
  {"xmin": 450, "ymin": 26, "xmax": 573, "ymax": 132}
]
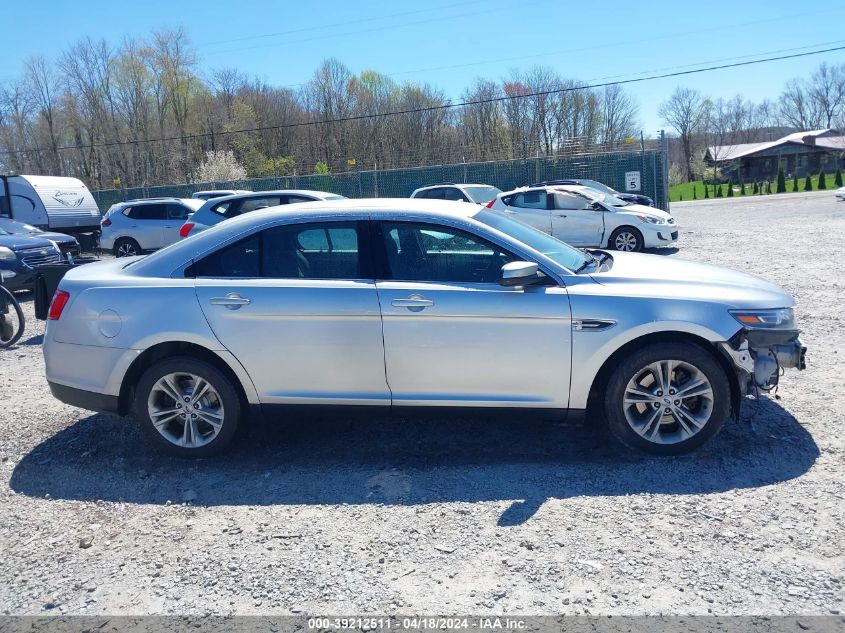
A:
[{"xmin": 91, "ymin": 145, "xmax": 669, "ymax": 212}]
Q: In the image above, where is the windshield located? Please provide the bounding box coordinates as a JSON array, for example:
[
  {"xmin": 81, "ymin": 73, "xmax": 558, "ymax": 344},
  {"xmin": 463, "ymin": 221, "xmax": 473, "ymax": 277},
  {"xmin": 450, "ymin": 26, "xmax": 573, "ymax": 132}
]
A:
[
  {"xmin": 0, "ymin": 218, "xmax": 41, "ymax": 235},
  {"xmin": 463, "ymin": 186, "xmax": 502, "ymax": 204},
  {"xmin": 576, "ymin": 187, "xmax": 629, "ymax": 207},
  {"xmin": 473, "ymin": 209, "xmax": 591, "ymax": 272},
  {"xmin": 579, "ymin": 180, "xmax": 618, "ymax": 195}
]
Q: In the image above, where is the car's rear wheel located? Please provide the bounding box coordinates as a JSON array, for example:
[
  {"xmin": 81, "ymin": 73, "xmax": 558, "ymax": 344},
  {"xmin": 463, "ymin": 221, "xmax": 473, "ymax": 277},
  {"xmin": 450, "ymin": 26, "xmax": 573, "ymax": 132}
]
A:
[
  {"xmin": 603, "ymin": 342, "xmax": 730, "ymax": 455},
  {"xmin": 134, "ymin": 356, "xmax": 241, "ymax": 457},
  {"xmin": 609, "ymin": 226, "xmax": 643, "ymax": 252},
  {"xmin": 114, "ymin": 237, "xmax": 141, "ymax": 258}
]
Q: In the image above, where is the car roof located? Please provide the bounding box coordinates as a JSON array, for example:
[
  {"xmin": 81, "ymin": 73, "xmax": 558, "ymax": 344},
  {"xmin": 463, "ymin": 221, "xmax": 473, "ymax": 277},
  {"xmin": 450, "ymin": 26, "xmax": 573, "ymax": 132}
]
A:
[
  {"xmin": 415, "ymin": 183, "xmax": 491, "ymax": 190},
  {"xmin": 133, "ymin": 198, "xmax": 483, "ymax": 275},
  {"xmin": 198, "ymin": 190, "xmax": 341, "ymax": 206}
]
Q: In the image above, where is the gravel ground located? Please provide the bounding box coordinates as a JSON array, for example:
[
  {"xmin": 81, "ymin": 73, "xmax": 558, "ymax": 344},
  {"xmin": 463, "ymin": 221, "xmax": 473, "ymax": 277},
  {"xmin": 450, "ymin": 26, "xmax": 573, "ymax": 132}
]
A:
[{"xmin": 0, "ymin": 191, "xmax": 843, "ymax": 617}]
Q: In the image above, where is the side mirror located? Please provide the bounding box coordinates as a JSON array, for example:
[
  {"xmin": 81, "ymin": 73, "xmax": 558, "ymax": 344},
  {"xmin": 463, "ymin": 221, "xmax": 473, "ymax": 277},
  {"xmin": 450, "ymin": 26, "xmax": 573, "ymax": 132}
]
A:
[
  {"xmin": 591, "ymin": 201, "xmax": 604, "ymax": 211},
  {"xmin": 500, "ymin": 261, "xmax": 540, "ymax": 287}
]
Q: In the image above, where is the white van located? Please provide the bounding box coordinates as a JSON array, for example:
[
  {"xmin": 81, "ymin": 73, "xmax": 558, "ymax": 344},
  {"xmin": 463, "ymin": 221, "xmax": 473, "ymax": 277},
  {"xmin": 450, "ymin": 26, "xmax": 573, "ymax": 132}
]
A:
[{"xmin": 0, "ymin": 174, "xmax": 101, "ymax": 236}]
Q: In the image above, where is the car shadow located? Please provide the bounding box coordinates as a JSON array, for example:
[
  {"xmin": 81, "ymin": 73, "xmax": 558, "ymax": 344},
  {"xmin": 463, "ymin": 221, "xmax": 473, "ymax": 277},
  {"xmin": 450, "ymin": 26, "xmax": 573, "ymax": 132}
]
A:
[
  {"xmin": 9, "ymin": 397, "xmax": 818, "ymax": 525},
  {"xmin": 643, "ymin": 247, "xmax": 680, "ymax": 256}
]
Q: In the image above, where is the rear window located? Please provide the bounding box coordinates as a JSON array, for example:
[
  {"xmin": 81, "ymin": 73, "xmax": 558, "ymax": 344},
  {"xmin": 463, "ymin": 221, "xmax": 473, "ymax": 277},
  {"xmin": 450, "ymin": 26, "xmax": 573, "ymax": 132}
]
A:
[{"xmin": 125, "ymin": 204, "xmax": 167, "ymax": 220}]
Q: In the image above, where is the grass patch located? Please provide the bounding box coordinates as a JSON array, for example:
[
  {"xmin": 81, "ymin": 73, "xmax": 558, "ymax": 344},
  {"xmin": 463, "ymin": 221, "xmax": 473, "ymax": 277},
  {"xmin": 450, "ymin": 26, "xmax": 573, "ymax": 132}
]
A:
[{"xmin": 670, "ymin": 173, "xmax": 840, "ymax": 202}]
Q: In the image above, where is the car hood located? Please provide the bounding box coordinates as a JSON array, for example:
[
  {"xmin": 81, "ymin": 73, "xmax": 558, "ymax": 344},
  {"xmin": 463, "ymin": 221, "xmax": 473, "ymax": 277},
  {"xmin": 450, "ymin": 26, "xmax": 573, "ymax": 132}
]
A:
[
  {"xmin": 588, "ymin": 251, "xmax": 794, "ymax": 309},
  {"xmin": 0, "ymin": 235, "xmax": 58, "ymax": 251},
  {"xmin": 37, "ymin": 231, "xmax": 78, "ymax": 244},
  {"xmin": 612, "ymin": 204, "xmax": 672, "ymax": 221}
]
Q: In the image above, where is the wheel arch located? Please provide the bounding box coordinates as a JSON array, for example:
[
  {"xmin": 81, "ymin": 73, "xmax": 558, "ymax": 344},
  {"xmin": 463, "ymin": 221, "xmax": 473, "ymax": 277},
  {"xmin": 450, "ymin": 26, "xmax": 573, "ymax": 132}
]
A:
[
  {"xmin": 584, "ymin": 330, "xmax": 742, "ymax": 423},
  {"xmin": 117, "ymin": 341, "xmax": 256, "ymax": 417},
  {"xmin": 607, "ymin": 224, "xmax": 644, "ymax": 250}
]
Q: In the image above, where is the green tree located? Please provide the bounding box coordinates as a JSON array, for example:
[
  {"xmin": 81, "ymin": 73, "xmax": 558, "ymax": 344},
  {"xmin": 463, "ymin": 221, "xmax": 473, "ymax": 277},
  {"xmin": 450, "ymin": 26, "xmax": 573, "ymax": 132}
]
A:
[
  {"xmin": 693, "ymin": 185, "xmax": 697, "ymax": 200},
  {"xmin": 314, "ymin": 161, "xmax": 330, "ymax": 174},
  {"xmin": 740, "ymin": 180, "xmax": 746, "ymax": 195},
  {"xmin": 804, "ymin": 174, "xmax": 813, "ymax": 191},
  {"xmin": 716, "ymin": 184, "xmax": 723, "ymax": 197},
  {"xmin": 818, "ymin": 169, "xmax": 827, "ymax": 190},
  {"xmin": 776, "ymin": 167, "xmax": 786, "ymax": 193},
  {"xmin": 704, "ymin": 184, "xmax": 709, "ymax": 199},
  {"xmin": 727, "ymin": 178, "xmax": 734, "ymax": 197},
  {"xmin": 792, "ymin": 174, "xmax": 799, "ymax": 192},
  {"xmin": 752, "ymin": 181, "xmax": 759, "ymax": 194},
  {"xmin": 835, "ymin": 167, "xmax": 843, "ymax": 187}
]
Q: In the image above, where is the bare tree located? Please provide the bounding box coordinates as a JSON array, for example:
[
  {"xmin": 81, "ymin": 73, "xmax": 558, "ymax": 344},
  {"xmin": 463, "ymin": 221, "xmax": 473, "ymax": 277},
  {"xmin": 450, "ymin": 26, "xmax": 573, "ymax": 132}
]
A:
[
  {"xmin": 659, "ymin": 87, "xmax": 711, "ymax": 181},
  {"xmin": 598, "ymin": 84, "xmax": 638, "ymax": 148}
]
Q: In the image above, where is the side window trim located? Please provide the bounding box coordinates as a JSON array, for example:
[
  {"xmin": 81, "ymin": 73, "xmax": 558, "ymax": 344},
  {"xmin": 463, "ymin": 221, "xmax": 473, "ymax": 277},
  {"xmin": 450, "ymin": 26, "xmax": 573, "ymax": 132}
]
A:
[
  {"xmin": 371, "ymin": 220, "xmax": 522, "ymax": 284},
  {"xmin": 187, "ymin": 220, "xmax": 374, "ymax": 280}
]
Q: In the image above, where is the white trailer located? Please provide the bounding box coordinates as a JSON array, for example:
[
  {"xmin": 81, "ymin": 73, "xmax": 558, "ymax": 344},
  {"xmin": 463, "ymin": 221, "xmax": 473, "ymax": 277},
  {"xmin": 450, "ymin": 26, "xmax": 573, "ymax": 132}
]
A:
[{"xmin": 0, "ymin": 174, "xmax": 101, "ymax": 236}]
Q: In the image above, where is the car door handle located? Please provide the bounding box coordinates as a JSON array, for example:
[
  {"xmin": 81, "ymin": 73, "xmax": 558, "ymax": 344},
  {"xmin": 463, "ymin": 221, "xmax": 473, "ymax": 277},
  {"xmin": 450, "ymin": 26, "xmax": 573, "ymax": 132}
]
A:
[
  {"xmin": 391, "ymin": 295, "xmax": 434, "ymax": 311},
  {"xmin": 209, "ymin": 294, "xmax": 251, "ymax": 310},
  {"xmin": 555, "ymin": 213, "xmax": 567, "ymax": 218}
]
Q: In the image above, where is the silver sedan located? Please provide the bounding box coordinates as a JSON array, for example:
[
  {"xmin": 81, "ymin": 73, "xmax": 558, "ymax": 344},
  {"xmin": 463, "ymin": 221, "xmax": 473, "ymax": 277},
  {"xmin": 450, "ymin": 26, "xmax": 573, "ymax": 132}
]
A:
[{"xmin": 43, "ymin": 199, "xmax": 805, "ymax": 457}]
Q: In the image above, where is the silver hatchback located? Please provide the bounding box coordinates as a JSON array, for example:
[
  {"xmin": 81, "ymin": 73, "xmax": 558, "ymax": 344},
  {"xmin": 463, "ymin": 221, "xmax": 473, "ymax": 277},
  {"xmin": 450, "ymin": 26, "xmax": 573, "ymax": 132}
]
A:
[{"xmin": 43, "ymin": 199, "xmax": 805, "ymax": 457}]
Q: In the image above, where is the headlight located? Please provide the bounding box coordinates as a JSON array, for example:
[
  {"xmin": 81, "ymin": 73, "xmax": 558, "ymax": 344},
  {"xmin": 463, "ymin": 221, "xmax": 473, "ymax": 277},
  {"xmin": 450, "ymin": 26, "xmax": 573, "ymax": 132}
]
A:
[
  {"xmin": 730, "ymin": 308, "xmax": 795, "ymax": 329},
  {"xmin": 637, "ymin": 215, "xmax": 666, "ymax": 225},
  {"xmin": 0, "ymin": 246, "xmax": 17, "ymax": 262}
]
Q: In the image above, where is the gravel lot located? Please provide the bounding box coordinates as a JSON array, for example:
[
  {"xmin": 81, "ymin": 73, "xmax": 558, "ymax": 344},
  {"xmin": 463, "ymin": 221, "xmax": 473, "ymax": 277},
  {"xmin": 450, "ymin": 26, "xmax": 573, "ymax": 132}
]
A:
[{"xmin": 0, "ymin": 191, "xmax": 843, "ymax": 617}]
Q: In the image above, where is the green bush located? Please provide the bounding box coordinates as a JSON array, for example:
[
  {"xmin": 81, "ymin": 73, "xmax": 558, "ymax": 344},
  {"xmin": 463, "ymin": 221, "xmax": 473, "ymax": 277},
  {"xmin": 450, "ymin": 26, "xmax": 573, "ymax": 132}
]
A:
[
  {"xmin": 704, "ymin": 184, "xmax": 709, "ymax": 199},
  {"xmin": 727, "ymin": 178, "xmax": 734, "ymax": 197},
  {"xmin": 314, "ymin": 161, "xmax": 330, "ymax": 175},
  {"xmin": 818, "ymin": 170, "xmax": 827, "ymax": 190},
  {"xmin": 835, "ymin": 167, "xmax": 843, "ymax": 187},
  {"xmin": 752, "ymin": 181, "xmax": 759, "ymax": 194},
  {"xmin": 716, "ymin": 184, "xmax": 723, "ymax": 197},
  {"xmin": 792, "ymin": 175, "xmax": 799, "ymax": 192},
  {"xmin": 693, "ymin": 185, "xmax": 697, "ymax": 200},
  {"xmin": 804, "ymin": 174, "xmax": 813, "ymax": 191},
  {"xmin": 740, "ymin": 180, "xmax": 746, "ymax": 195},
  {"xmin": 776, "ymin": 167, "xmax": 786, "ymax": 193}
]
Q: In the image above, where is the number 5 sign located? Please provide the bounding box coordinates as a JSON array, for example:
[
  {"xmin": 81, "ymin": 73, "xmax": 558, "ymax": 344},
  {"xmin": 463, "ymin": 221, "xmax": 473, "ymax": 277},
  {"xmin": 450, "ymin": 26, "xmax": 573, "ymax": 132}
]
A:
[{"xmin": 625, "ymin": 171, "xmax": 641, "ymax": 191}]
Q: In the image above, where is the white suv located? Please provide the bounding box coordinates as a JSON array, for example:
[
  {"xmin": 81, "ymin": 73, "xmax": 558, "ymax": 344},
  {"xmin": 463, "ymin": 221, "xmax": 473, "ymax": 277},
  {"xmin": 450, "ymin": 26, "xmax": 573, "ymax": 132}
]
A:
[
  {"xmin": 100, "ymin": 198, "xmax": 205, "ymax": 257},
  {"xmin": 410, "ymin": 183, "xmax": 502, "ymax": 204}
]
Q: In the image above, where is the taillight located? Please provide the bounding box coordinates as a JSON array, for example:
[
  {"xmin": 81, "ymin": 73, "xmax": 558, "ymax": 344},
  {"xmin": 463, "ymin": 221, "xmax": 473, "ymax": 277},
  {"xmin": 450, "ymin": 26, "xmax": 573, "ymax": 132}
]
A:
[
  {"xmin": 48, "ymin": 290, "xmax": 70, "ymax": 320},
  {"xmin": 179, "ymin": 223, "xmax": 194, "ymax": 238},
  {"xmin": 486, "ymin": 199, "xmax": 496, "ymax": 208},
  {"xmin": 101, "ymin": 217, "xmax": 112, "ymax": 227}
]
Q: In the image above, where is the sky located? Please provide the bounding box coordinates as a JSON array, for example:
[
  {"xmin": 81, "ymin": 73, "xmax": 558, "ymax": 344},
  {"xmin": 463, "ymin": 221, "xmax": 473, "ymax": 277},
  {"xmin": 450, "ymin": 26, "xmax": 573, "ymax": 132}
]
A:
[{"xmin": 1, "ymin": 0, "xmax": 845, "ymax": 134}]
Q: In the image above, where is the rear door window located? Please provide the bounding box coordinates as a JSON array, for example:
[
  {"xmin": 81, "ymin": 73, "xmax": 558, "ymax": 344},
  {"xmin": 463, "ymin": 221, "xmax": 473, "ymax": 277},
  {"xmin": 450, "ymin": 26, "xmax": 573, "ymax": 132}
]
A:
[
  {"xmin": 189, "ymin": 221, "xmax": 363, "ymax": 280},
  {"xmin": 510, "ymin": 191, "xmax": 548, "ymax": 210},
  {"xmin": 166, "ymin": 204, "xmax": 191, "ymax": 220},
  {"xmin": 126, "ymin": 204, "xmax": 167, "ymax": 220}
]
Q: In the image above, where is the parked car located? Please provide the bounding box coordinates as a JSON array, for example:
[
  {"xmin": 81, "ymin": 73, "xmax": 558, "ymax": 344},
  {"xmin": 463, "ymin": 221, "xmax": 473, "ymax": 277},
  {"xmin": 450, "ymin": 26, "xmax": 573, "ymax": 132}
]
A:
[
  {"xmin": 0, "ymin": 226, "xmax": 63, "ymax": 291},
  {"xmin": 836, "ymin": 186, "xmax": 845, "ymax": 201},
  {"xmin": 180, "ymin": 190, "xmax": 346, "ymax": 238},
  {"xmin": 100, "ymin": 198, "xmax": 205, "ymax": 257},
  {"xmin": 0, "ymin": 217, "xmax": 79, "ymax": 260},
  {"xmin": 488, "ymin": 185, "xmax": 677, "ymax": 251},
  {"xmin": 44, "ymin": 199, "xmax": 804, "ymax": 458},
  {"xmin": 0, "ymin": 174, "xmax": 101, "ymax": 239},
  {"xmin": 191, "ymin": 189, "xmax": 251, "ymax": 201},
  {"xmin": 532, "ymin": 179, "xmax": 654, "ymax": 207},
  {"xmin": 411, "ymin": 183, "xmax": 502, "ymax": 204}
]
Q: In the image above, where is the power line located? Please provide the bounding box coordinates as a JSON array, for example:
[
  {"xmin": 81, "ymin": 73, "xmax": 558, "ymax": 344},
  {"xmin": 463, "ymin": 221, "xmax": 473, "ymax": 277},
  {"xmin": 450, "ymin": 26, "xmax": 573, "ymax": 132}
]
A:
[
  {"xmin": 3, "ymin": 45, "xmax": 844, "ymax": 157},
  {"xmin": 200, "ymin": 0, "xmax": 490, "ymax": 48}
]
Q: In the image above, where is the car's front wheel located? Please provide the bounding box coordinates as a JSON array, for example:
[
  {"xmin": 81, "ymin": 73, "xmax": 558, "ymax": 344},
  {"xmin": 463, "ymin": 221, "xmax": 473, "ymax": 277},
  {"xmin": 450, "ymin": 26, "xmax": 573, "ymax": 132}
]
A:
[
  {"xmin": 134, "ymin": 356, "xmax": 241, "ymax": 457},
  {"xmin": 603, "ymin": 342, "xmax": 730, "ymax": 455},
  {"xmin": 608, "ymin": 226, "xmax": 643, "ymax": 252}
]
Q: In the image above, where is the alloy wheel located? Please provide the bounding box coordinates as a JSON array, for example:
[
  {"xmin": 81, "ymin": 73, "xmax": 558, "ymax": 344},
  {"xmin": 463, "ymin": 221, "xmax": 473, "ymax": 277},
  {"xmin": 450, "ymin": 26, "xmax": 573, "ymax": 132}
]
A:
[
  {"xmin": 116, "ymin": 242, "xmax": 138, "ymax": 257},
  {"xmin": 147, "ymin": 372, "xmax": 225, "ymax": 448},
  {"xmin": 622, "ymin": 359, "xmax": 714, "ymax": 445},
  {"xmin": 614, "ymin": 231, "xmax": 638, "ymax": 251}
]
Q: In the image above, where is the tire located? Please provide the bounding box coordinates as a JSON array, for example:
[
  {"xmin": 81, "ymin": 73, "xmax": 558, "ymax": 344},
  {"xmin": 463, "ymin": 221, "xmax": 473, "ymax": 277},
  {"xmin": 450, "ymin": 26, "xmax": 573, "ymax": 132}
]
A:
[
  {"xmin": 113, "ymin": 238, "xmax": 141, "ymax": 258},
  {"xmin": 608, "ymin": 226, "xmax": 644, "ymax": 252},
  {"xmin": 603, "ymin": 342, "xmax": 731, "ymax": 456},
  {"xmin": 133, "ymin": 356, "xmax": 241, "ymax": 457}
]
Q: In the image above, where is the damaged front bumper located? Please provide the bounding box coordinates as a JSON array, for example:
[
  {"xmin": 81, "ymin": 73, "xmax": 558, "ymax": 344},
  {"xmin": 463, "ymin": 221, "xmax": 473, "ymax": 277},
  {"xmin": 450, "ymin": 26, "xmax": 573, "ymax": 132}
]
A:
[{"xmin": 719, "ymin": 328, "xmax": 806, "ymax": 399}]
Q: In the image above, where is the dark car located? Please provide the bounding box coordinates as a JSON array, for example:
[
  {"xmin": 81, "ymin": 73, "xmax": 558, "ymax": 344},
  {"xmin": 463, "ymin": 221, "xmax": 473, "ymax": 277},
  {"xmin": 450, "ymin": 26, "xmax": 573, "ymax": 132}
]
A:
[
  {"xmin": 0, "ymin": 228, "xmax": 63, "ymax": 291},
  {"xmin": 531, "ymin": 179, "xmax": 654, "ymax": 207},
  {"xmin": 0, "ymin": 217, "xmax": 80, "ymax": 259}
]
